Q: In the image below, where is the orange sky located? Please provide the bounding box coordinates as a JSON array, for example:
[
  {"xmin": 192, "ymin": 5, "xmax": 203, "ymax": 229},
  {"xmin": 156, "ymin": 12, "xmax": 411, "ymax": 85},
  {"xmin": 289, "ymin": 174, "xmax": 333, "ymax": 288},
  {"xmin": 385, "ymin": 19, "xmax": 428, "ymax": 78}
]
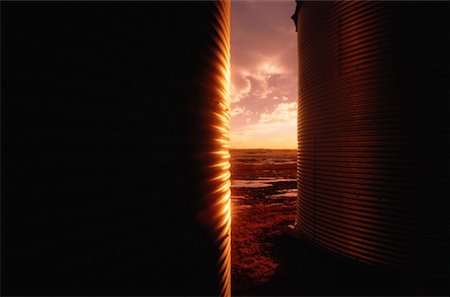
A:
[{"xmin": 230, "ymin": 0, "xmax": 297, "ymax": 149}]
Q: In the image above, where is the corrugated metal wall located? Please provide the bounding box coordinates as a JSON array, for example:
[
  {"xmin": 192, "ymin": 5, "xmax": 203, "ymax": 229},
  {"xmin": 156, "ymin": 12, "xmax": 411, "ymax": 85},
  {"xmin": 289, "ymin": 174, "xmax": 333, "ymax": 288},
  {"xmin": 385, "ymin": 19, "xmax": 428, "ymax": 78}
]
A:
[
  {"xmin": 3, "ymin": 1, "xmax": 231, "ymax": 295},
  {"xmin": 295, "ymin": 1, "xmax": 448, "ymax": 276}
]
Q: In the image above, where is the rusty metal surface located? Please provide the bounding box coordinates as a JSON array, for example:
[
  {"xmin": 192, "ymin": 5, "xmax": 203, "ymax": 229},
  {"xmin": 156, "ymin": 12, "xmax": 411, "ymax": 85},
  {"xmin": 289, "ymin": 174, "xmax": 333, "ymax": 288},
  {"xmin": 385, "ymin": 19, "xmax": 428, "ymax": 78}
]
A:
[{"xmin": 295, "ymin": 1, "xmax": 448, "ymax": 276}]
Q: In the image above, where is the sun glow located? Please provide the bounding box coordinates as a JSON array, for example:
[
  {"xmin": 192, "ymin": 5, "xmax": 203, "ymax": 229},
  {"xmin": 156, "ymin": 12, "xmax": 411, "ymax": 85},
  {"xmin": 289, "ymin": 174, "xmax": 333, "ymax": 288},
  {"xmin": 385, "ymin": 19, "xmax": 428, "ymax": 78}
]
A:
[{"xmin": 229, "ymin": 1, "xmax": 298, "ymax": 149}]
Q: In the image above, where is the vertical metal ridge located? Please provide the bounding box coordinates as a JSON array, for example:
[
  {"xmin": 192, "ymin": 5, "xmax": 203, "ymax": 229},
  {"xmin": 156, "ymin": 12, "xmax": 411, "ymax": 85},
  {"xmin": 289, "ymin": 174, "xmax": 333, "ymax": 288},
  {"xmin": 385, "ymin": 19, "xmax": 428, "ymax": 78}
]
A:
[
  {"xmin": 203, "ymin": 1, "xmax": 232, "ymax": 296},
  {"xmin": 3, "ymin": 2, "xmax": 232, "ymax": 295},
  {"xmin": 295, "ymin": 1, "xmax": 448, "ymax": 277}
]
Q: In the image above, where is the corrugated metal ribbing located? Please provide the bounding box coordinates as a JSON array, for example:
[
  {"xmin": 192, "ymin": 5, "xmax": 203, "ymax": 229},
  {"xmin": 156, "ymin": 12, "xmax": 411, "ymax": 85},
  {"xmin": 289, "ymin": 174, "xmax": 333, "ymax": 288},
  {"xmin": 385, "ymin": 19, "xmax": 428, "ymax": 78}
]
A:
[
  {"xmin": 201, "ymin": 2, "xmax": 232, "ymax": 296},
  {"xmin": 295, "ymin": 1, "xmax": 448, "ymax": 276},
  {"xmin": 3, "ymin": 1, "xmax": 231, "ymax": 295}
]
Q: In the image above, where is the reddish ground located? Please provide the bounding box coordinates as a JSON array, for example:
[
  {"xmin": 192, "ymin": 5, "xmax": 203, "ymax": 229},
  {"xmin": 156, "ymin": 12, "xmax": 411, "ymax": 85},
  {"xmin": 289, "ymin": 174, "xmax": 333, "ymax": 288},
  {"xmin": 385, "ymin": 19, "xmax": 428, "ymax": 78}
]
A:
[
  {"xmin": 229, "ymin": 149, "xmax": 447, "ymax": 296},
  {"xmin": 230, "ymin": 149, "xmax": 297, "ymax": 295}
]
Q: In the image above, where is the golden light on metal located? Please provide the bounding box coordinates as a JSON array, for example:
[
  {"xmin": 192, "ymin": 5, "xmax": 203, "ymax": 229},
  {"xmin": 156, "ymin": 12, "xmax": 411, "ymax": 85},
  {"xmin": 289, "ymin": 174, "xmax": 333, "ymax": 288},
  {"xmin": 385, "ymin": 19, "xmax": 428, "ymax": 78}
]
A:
[{"xmin": 201, "ymin": 1, "xmax": 232, "ymax": 296}]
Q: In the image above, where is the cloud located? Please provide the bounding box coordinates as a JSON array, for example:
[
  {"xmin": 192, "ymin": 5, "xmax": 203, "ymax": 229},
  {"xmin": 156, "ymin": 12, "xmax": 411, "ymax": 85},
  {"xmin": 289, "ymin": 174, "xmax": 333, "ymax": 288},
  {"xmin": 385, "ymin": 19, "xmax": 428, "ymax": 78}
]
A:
[
  {"xmin": 230, "ymin": 119, "xmax": 297, "ymax": 149},
  {"xmin": 230, "ymin": 0, "xmax": 297, "ymax": 148},
  {"xmin": 231, "ymin": 106, "xmax": 253, "ymax": 117},
  {"xmin": 231, "ymin": 102, "xmax": 298, "ymax": 149},
  {"xmin": 259, "ymin": 102, "xmax": 297, "ymax": 124},
  {"xmin": 230, "ymin": 106, "xmax": 244, "ymax": 116},
  {"xmin": 231, "ymin": 75, "xmax": 251, "ymax": 103}
]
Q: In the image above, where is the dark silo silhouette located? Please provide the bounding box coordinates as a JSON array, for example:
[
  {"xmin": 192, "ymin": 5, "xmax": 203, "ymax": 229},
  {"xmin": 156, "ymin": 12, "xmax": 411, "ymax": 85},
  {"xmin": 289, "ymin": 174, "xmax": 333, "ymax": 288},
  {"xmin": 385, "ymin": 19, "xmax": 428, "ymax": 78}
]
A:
[
  {"xmin": 293, "ymin": 0, "xmax": 448, "ymax": 279},
  {"xmin": 2, "ymin": 1, "xmax": 231, "ymax": 296}
]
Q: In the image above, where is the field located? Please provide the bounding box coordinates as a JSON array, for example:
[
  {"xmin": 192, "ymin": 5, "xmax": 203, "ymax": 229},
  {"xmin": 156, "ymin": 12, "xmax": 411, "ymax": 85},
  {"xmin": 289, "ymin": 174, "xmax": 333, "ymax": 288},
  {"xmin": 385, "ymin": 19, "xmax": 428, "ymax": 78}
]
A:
[
  {"xmin": 230, "ymin": 149, "xmax": 297, "ymax": 295},
  {"xmin": 229, "ymin": 150, "xmax": 445, "ymax": 296}
]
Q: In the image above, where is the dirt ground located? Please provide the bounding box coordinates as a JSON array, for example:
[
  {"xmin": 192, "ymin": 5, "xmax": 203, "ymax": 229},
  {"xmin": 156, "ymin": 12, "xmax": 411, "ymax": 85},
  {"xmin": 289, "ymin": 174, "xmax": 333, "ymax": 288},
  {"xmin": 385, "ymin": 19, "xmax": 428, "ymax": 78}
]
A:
[
  {"xmin": 230, "ymin": 149, "xmax": 297, "ymax": 295},
  {"xmin": 229, "ymin": 149, "xmax": 447, "ymax": 296}
]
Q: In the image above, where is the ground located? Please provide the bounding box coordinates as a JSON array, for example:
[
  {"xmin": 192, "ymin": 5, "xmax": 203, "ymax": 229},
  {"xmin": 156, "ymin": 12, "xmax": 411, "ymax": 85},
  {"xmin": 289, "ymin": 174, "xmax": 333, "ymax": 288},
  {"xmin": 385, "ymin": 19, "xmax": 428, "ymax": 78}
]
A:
[
  {"xmin": 229, "ymin": 149, "xmax": 447, "ymax": 296},
  {"xmin": 230, "ymin": 149, "xmax": 297, "ymax": 295}
]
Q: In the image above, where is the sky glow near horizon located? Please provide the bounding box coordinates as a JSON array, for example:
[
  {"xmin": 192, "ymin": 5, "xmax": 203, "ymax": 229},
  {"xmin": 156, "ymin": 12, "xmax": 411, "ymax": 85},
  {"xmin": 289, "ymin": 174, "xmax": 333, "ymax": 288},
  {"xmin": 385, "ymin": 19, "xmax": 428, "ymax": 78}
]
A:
[{"xmin": 230, "ymin": 0, "xmax": 298, "ymax": 149}]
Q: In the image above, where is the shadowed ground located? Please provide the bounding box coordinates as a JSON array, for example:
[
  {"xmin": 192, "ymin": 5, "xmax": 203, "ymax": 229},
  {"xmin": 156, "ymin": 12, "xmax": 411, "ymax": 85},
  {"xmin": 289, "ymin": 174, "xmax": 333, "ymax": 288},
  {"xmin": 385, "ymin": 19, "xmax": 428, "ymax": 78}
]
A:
[{"xmin": 230, "ymin": 149, "xmax": 447, "ymax": 296}]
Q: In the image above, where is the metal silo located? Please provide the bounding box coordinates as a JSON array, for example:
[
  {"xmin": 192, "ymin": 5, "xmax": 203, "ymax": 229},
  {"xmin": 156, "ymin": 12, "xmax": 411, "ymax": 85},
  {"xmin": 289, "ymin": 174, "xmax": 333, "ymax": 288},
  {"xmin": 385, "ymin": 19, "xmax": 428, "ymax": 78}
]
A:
[
  {"xmin": 3, "ymin": 1, "xmax": 231, "ymax": 296},
  {"xmin": 293, "ymin": 0, "xmax": 448, "ymax": 277}
]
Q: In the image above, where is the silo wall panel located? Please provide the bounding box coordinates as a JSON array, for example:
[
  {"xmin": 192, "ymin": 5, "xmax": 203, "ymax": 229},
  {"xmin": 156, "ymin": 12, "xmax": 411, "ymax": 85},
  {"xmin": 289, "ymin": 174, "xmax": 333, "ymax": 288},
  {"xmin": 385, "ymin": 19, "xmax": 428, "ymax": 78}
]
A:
[
  {"xmin": 3, "ymin": 1, "xmax": 231, "ymax": 295},
  {"xmin": 295, "ymin": 1, "xmax": 448, "ymax": 276}
]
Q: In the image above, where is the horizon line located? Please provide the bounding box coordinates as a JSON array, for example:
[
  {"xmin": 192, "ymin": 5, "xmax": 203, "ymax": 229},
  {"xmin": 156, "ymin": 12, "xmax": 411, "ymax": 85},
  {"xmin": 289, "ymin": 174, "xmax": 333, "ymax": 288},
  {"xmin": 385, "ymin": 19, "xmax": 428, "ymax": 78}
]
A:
[{"xmin": 230, "ymin": 148, "xmax": 297, "ymax": 150}]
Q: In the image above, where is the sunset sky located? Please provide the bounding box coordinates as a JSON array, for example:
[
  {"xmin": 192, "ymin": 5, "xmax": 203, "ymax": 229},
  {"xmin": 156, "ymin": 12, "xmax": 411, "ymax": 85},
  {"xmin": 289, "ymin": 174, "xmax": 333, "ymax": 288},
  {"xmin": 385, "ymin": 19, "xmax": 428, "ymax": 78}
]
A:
[{"xmin": 230, "ymin": 0, "xmax": 297, "ymax": 149}]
